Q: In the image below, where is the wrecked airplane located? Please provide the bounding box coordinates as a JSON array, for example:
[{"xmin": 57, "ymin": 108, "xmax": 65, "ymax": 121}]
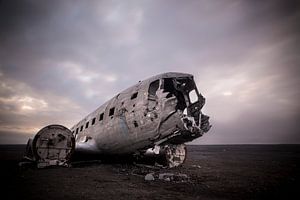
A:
[{"xmin": 23, "ymin": 72, "xmax": 211, "ymax": 168}]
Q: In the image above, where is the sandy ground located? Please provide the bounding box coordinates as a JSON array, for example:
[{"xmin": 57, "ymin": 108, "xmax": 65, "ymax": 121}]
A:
[{"xmin": 0, "ymin": 145, "xmax": 299, "ymax": 200}]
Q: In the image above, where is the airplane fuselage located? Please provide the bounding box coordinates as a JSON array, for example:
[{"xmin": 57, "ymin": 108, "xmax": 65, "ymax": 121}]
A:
[
  {"xmin": 70, "ymin": 72, "xmax": 211, "ymax": 166},
  {"xmin": 23, "ymin": 72, "xmax": 211, "ymax": 168}
]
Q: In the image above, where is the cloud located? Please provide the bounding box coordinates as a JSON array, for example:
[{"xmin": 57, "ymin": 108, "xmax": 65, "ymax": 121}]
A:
[
  {"xmin": 102, "ymin": 2, "xmax": 144, "ymax": 46},
  {"xmin": 0, "ymin": 73, "xmax": 84, "ymax": 141}
]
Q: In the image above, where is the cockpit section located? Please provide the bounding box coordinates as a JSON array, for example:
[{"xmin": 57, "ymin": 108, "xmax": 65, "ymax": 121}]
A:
[
  {"xmin": 143, "ymin": 75, "xmax": 211, "ymax": 167},
  {"xmin": 161, "ymin": 77, "xmax": 206, "ymax": 126},
  {"xmin": 146, "ymin": 76, "xmax": 211, "ymax": 144}
]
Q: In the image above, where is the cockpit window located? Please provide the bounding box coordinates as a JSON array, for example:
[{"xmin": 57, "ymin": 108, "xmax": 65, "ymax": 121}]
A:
[
  {"xmin": 189, "ymin": 89, "xmax": 198, "ymax": 103},
  {"xmin": 148, "ymin": 80, "xmax": 159, "ymax": 98},
  {"xmin": 163, "ymin": 78, "xmax": 175, "ymax": 93}
]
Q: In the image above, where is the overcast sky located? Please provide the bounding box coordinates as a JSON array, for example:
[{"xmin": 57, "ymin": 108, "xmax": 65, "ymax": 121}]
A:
[{"xmin": 0, "ymin": 0, "xmax": 299, "ymax": 144}]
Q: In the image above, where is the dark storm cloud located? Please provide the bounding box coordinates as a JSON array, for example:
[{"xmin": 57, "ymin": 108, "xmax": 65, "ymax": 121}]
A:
[{"xmin": 0, "ymin": 0, "xmax": 299, "ymax": 143}]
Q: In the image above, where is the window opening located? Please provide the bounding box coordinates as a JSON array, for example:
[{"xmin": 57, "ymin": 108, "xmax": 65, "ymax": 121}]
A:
[
  {"xmin": 147, "ymin": 80, "xmax": 160, "ymax": 111},
  {"xmin": 148, "ymin": 80, "xmax": 159, "ymax": 98},
  {"xmin": 163, "ymin": 78, "xmax": 175, "ymax": 93},
  {"xmin": 85, "ymin": 122, "xmax": 89, "ymax": 129},
  {"xmin": 109, "ymin": 107, "xmax": 115, "ymax": 116},
  {"xmin": 99, "ymin": 113, "xmax": 104, "ymax": 121},
  {"xmin": 131, "ymin": 92, "xmax": 138, "ymax": 99},
  {"xmin": 92, "ymin": 117, "xmax": 96, "ymax": 125},
  {"xmin": 163, "ymin": 78, "xmax": 186, "ymax": 111}
]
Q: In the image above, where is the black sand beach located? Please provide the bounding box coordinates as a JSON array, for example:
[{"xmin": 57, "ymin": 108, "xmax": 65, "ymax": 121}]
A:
[{"xmin": 1, "ymin": 145, "xmax": 299, "ymax": 200}]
